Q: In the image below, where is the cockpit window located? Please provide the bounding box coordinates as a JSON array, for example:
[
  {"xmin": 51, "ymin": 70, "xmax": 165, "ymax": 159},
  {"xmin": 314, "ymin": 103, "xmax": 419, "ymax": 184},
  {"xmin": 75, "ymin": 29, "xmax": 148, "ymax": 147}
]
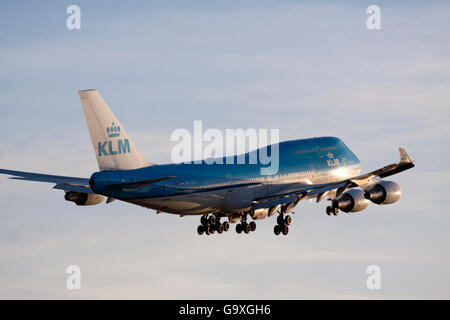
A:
[
  {"xmin": 294, "ymin": 149, "xmax": 315, "ymax": 154},
  {"xmin": 319, "ymin": 146, "xmax": 337, "ymax": 151}
]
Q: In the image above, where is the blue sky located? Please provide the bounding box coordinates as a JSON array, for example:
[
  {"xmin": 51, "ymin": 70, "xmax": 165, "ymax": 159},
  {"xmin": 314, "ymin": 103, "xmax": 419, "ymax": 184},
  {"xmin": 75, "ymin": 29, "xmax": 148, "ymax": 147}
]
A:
[{"xmin": 0, "ymin": 0, "xmax": 449, "ymax": 298}]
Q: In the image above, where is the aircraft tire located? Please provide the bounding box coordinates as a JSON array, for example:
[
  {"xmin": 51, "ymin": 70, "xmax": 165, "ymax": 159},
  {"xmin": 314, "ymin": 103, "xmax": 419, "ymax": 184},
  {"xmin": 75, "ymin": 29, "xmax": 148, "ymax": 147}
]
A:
[
  {"xmin": 332, "ymin": 207, "xmax": 339, "ymax": 216},
  {"xmin": 274, "ymin": 225, "xmax": 281, "ymax": 235},
  {"xmin": 277, "ymin": 215, "xmax": 284, "ymax": 225},
  {"xmin": 223, "ymin": 221, "xmax": 229, "ymax": 232},
  {"xmin": 284, "ymin": 215, "xmax": 291, "ymax": 225}
]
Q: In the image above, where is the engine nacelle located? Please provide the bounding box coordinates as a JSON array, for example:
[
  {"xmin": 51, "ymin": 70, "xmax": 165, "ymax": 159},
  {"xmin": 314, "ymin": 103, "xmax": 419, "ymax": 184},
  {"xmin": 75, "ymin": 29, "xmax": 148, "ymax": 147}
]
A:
[
  {"xmin": 332, "ymin": 189, "xmax": 369, "ymax": 213},
  {"xmin": 64, "ymin": 192, "xmax": 105, "ymax": 206},
  {"xmin": 364, "ymin": 181, "xmax": 401, "ymax": 205},
  {"xmin": 250, "ymin": 208, "xmax": 268, "ymax": 220}
]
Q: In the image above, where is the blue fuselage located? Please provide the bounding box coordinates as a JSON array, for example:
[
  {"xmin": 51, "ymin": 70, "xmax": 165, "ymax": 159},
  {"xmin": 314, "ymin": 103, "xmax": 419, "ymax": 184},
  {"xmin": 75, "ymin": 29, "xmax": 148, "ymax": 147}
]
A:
[{"xmin": 90, "ymin": 137, "xmax": 361, "ymax": 215}]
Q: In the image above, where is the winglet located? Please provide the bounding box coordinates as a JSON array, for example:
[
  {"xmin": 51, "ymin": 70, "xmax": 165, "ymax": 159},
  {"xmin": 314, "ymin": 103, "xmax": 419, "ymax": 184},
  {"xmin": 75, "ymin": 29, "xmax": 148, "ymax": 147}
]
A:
[{"xmin": 398, "ymin": 147, "xmax": 413, "ymax": 163}]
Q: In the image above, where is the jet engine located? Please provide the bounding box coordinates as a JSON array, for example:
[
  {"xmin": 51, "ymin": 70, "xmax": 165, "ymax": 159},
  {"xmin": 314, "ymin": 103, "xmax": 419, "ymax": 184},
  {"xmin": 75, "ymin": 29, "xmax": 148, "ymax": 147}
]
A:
[
  {"xmin": 64, "ymin": 191, "xmax": 105, "ymax": 206},
  {"xmin": 332, "ymin": 189, "xmax": 369, "ymax": 213},
  {"xmin": 364, "ymin": 181, "xmax": 401, "ymax": 205}
]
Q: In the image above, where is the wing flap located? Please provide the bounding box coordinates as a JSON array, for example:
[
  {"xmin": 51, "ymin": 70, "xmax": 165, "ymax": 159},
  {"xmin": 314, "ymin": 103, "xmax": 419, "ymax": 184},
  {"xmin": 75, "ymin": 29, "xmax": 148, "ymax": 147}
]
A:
[
  {"xmin": 252, "ymin": 194, "xmax": 299, "ymax": 209},
  {"xmin": 53, "ymin": 184, "xmax": 94, "ymax": 194},
  {"xmin": 252, "ymin": 180, "xmax": 351, "ymax": 208}
]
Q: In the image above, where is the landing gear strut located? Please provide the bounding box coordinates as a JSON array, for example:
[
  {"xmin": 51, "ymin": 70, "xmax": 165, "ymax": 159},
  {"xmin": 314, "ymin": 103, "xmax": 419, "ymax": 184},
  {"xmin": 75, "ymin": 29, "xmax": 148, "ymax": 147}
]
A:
[
  {"xmin": 274, "ymin": 212, "xmax": 291, "ymax": 236},
  {"xmin": 235, "ymin": 214, "xmax": 256, "ymax": 235},
  {"xmin": 197, "ymin": 214, "xmax": 229, "ymax": 236}
]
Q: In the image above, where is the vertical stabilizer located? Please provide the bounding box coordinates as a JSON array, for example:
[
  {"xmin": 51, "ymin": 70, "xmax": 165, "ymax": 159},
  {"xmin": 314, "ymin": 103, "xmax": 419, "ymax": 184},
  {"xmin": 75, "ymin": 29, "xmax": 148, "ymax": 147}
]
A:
[{"xmin": 78, "ymin": 89, "xmax": 150, "ymax": 171}]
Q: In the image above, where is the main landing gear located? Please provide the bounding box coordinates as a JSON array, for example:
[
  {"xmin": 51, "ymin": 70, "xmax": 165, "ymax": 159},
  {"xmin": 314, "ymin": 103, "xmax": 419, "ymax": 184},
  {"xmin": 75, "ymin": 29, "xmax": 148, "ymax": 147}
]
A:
[
  {"xmin": 235, "ymin": 214, "xmax": 256, "ymax": 235},
  {"xmin": 274, "ymin": 212, "xmax": 291, "ymax": 236},
  {"xmin": 197, "ymin": 214, "xmax": 230, "ymax": 236}
]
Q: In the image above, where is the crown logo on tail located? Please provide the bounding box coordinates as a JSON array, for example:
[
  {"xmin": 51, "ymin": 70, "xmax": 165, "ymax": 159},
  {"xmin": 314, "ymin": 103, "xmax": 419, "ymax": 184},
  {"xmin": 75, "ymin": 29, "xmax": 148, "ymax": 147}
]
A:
[{"xmin": 107, "ymin": 122, "xmax": 120, "ymax": 138}]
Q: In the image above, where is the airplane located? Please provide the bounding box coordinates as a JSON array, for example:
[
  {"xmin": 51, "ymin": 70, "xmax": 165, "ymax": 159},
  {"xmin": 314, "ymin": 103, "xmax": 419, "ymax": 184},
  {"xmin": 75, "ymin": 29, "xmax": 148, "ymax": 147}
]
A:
[{"xmin": 0, "ymin": 89, "xmax": 415, "ymax": 236}]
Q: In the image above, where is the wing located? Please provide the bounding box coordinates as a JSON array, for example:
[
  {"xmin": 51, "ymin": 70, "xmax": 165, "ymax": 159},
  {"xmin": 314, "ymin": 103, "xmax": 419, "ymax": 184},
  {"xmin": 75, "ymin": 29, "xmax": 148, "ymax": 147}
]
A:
[
  {"xmin": 349, "ymin": 147, "xmax": 414, "ymax": 185},
  {"xmin": 0, "ymin": 168, "xmax": 93, "ymax": 193},
  {"xmin": 252, "ymin": 147, "xmax": 414, "ymax": 209}
]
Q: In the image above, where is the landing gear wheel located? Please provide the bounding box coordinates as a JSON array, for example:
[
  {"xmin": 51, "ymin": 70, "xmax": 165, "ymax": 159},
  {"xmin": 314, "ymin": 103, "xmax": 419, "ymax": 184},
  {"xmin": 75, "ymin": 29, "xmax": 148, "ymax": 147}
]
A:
[
  {"xmin": 223, "ymin": 221, "xmax": 229, "ymax": 232},
  {"xmin": 274, "ymin": 225, "xmax": 281, "ymax": 235},
  {"xmin": 326, "ymin": 206, "xmax": 332, "ymax": 216},
  {"xmin": 243, "ymin": 223, "xmax": 251, "ymax": 234},
  {"xmin": 201, "ymin": 215, "xmax": 208, "ymax": 226},
  {"xmin": 249, "ymin": 221, "xmax": 256, "ymax": 232},
  {"xmin": 197, "ymin": 225, "xmax": 205, "ymax": 235},
  {"xmin": 284, "ymin": 215, "xmax": 291, "ymax": 225},
  {"xmin": 216, "ymin": 223, "xmax": 224, "ymax": 234},
  {"xmin": 205, "ymin": 226, "xmax": 211, "ymax": 235},
  {"xmin": 236, "ymin": 223, "xmax": 243, "ymax": 234},
  {"xmin": 332, "ymin": 207, "xmax": 339, "ymax": 216},
  {"xmin": 277, "ymin": 215, "xmax": 284, "ymax": 225},
  {"xmin": 282, "ymin": 225, "xmax": 289, "ymax": 235},
  {"xmin": 208, "ymin": 215, "xmax": 216, "ymax": 225}
]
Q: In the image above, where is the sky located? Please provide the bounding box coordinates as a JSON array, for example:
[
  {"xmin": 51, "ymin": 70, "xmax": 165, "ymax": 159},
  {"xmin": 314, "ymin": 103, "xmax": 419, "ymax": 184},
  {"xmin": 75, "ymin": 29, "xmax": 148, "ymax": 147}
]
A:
[{"xmin": 0, "ymin": 0, "xmax": 449, "ymax": 299}]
